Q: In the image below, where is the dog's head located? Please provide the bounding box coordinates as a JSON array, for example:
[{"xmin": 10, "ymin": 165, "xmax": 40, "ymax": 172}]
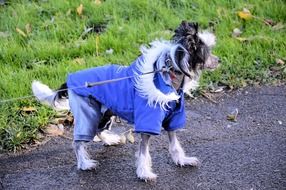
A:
[
  {"xmin": 167, "ymin": 21, "xmax": 220, "ymax": 89},
  {"xmin": 171, "ymin": 21, "xmax": 220, "ymax": 74}
]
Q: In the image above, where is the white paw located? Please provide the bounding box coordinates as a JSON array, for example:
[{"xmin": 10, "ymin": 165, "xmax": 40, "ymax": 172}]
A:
[
  {"xmin": 96, "ymin": 130, "xmax": 121, "ymax": 146},
  {"xmin": 78, "ymin": 159, "xmax": 98, "ymax": 170},
  {"xmin": 177, "ymin": 156, "xmax": 201, "ymax": 167},
  {"xmin": 136, "ymin": 168, "xmax": 157, "ymax": 182}
]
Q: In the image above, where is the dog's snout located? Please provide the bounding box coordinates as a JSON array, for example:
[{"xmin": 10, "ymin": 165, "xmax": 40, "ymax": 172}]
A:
[{"xmin": 218, "ymin": 58, "xmax": 221, "ymax": 63}]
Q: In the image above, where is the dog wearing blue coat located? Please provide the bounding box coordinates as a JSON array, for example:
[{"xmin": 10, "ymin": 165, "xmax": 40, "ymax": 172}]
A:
[{"xmin": 32, "ymin": 21, "xmax": 219, "ymax": 181}]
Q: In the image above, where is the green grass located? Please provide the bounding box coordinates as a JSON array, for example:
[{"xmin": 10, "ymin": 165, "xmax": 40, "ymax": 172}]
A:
[{"xmin": 0, "ymin": 0, "xmax": 285, "ymax": 151}]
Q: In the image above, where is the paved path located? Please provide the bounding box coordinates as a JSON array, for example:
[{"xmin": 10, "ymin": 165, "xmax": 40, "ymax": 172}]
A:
[{"xmin": 0, "ymin": 86, "xmax": 285, "ymax": 190}]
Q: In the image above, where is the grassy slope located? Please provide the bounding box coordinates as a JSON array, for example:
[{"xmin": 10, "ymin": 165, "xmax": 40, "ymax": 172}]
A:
[{"xmin": 0, "ymin": 0, "xmax": 285, "ymax": 151}]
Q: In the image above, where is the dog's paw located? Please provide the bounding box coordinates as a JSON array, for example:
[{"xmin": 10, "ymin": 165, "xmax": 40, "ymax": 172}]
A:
[
  {"xmin": 137, "ymin": 169, "xmax": 157, "ymax": 182},
  {"xmin": 177, "ymin": 156, "xmax": 201, "ymax": 167},
  {"xmin": 78, "ymin": 159, "xmax": 98, "ymax": 170},
  {"xmin": 97, "ymin": 130, "xmax": 121, "ymax": 146}
]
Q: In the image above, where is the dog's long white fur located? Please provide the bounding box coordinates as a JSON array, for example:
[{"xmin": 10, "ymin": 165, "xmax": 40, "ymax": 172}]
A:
[
  {"xmin": 134, "ymin": 40, "xmax": 180, "ymax": 110},
  {"xmin": 198, "ymin": 31, "xmax": 216, "ymax": 48},
  {"xmin": 168, "ymin": 132, "xmax": 200, "ymax": 167},
  {"xmin": 136, "ymin": 151, "xmax": 157, "ymax": 180},
  {"xmin": 74, "ymin": 142, "xmax": 97, "ymax": 170}
]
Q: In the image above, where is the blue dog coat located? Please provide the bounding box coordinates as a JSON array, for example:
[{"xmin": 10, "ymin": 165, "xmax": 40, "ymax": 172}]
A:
[{"xmin": 67, "ymin": 55, "xmax": 186, "ymax": 136}]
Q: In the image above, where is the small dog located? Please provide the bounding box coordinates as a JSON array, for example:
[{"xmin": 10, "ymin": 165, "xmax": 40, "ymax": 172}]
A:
[{"xmin": 32, "ymin": 21, "xmax": 219, "ymax": 181}]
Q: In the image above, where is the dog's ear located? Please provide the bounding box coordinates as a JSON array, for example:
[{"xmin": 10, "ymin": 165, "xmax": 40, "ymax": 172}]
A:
[{"xmin": 172, "ymin": 45, "xmax": 191, "ymax": 78}]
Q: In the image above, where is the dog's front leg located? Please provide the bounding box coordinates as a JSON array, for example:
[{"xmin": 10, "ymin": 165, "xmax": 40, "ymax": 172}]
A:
[
  {"xmin": 136, "ymin": 133, "xmax": 157, "ymax": 181},
  {"xmin": 73, "ymin": 141, "xmax": 98, "ymax": 170},
  {"xmin": 168, "ymin": 131, "xmax": 200, "ymax": 167}
]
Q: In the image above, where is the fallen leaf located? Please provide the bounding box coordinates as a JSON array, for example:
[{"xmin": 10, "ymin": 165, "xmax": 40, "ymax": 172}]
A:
[
  {"xmin": 66, "ymin": 9, "xmax": 72, "ymax": 16},
  {"xmin": 76, "ymin": 4, "xmax": 83, "ymax": 16},
  {"xmin": 235, "ymin": 37, "xmax": 248, "ymax": 42},
  {"xmin": 25, "ymin": 23, "xmax": 32, "ymax": 34},
  {"xmin": 21, "ymin": 106, "xmax": 37, "ymax": 112},
  {"xmin": 238, "ymin": 8, "xmax": 252, "ymax": 20},
  {"xmin": 73, "ymin": 58, "xmax": 85, "ymax": 65},
  {"xmin": 276, "ymin": 58, "xmax": 285, "ymax": 65},
  {"xmin": 44, "ymin": 124, "xmax": 64, "ymax": 136},
  {"xmin": 227, "ymin": 108, "xmax": 239, "ymax": 122},
  {"xmin": 16, "ymin": 27, "xmax": 27, "ymax": 37},
  {"xmin": 263, "ymin": 19, "xmax": 275, "ymax": 26},
  {"xmin": 235, "ymin": 36, "xmax": 269, "ymax": 42},
  {"xmin": 201, "ymin": 91, "xmax": 218, "ymax": 104},
  {"xmin": 94, "ymin": 0, "xmax": 101, "ymax": 5}
]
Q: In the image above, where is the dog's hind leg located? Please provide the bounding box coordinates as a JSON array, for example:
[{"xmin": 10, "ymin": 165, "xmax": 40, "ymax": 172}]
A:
[
  {"xmin": 136, "ymin": 133, "xmax": 157, "ymax": 181},
  {"xmin": 168, "ymin": 131, "xmax": 200, "ymax": 167},
  {"xmin": 68, "ymin": 90, "xmax": 103, "ymax": 170}
]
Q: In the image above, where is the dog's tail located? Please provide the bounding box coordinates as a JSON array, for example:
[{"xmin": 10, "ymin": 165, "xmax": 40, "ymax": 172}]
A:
[{"xmin": 32, "ymin": 80, "xmax": 70, "ymax": 111}]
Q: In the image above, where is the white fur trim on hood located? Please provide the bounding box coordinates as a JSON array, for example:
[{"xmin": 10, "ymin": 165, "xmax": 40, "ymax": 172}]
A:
[{"xmin": 133, "ymin": 40, "xmax": 180, "ymax": 110}]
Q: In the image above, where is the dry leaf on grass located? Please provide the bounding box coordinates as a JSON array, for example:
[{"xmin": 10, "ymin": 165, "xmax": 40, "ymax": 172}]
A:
[
  {"xmin": 20, "ymin": 106, "xmax": 37, "ymax": 113},
  {"xmin": 73, "ymin": 58, "xmax": 85, "ymax": 65},
  {"xmin": 237, "ymin": 8, "xmax": 252, "ymax": 20},
  {"xmin": 16, "ymin": 27, "xmax": 27, "ymax": 37},
  {"xmin": 235, "ymin": 36, "xmax": 269, "ymax": 42},
  {"xmin": 25, "ymin": 23, "xmax": 32, "ymax": 34},
  {"xmin": 76, "ymin": 4, "xmax": 83, "ymax": 16},
  {"xmin": 275, "ymin": 58, "xmax": 285, "ymax": 65},
  {"xmin": 94, "ymin": 0, "xmax": 101, "ymax": 5}
]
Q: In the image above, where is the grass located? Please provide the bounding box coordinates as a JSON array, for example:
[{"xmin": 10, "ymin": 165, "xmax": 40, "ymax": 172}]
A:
[{"xmin": 0, "ymin": 0, "xmax": 285, "ymax": 151}]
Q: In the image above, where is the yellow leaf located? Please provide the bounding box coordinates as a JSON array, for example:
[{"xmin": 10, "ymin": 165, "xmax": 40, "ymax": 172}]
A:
[
  {"xmin": 16, "ymin": 27, "xmax": 27, "ymax": 37},
  {"xmin": 238, "ymin": 8, "xmax": 252, "ymax": 20},
  {"xmin": 73, "ymin": 58, "xmax": 85, "ymax": 65},
  {"xmin": 95, "ymin": 0, "xmax": 101, "ymax": 5},
  {"xmin": 21, "ymin": 106, "xmax": 37, "ymax": 112},
  {"xmin": 227, "ymin": 109, "xmax": 238, "ymax": 122},
  {"xmin": 16, "ymin": 132, "xmax": 22, "ymax": 138},
  {"xmin": 76, "ymin": 4, "xmax": 83, "ymax": 16},
  {"xmin": 235, "ymin": 37, "xmax": 248, "ymax": 42},
  {"xmin": 66, "ymin": 9, "xmax": 72, "ymax": 16},
  {"xmin": 25, "ymin": 23, "xmax": 32, "ymax": 34}
]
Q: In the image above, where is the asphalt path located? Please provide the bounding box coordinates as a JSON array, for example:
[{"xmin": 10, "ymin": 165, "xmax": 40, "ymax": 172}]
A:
[{"xmin": 0, "ymin": 85, "xmax": 285, "ymax": 190}]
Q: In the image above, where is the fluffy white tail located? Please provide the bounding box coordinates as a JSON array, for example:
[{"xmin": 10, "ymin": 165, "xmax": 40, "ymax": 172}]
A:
[{"xmin": 32, "ymin": 80, "xmax": 70, "ymax": 111}]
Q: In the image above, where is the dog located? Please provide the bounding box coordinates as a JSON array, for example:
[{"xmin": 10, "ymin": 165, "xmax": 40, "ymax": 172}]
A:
[{"xmin": 32, "ymin": 21, "xmax": 220, "ymax": 181}]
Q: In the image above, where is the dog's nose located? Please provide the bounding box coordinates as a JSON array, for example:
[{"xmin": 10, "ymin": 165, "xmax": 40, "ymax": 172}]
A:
[{"xmin": 218, "ymin": 58, "xmax": 221, "ymax": 63}]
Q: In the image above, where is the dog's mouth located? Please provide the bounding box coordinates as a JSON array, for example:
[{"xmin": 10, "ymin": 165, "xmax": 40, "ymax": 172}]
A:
[{"xmin": 169, "ymin": 68, "xmax": 184, "ymax": 90}]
